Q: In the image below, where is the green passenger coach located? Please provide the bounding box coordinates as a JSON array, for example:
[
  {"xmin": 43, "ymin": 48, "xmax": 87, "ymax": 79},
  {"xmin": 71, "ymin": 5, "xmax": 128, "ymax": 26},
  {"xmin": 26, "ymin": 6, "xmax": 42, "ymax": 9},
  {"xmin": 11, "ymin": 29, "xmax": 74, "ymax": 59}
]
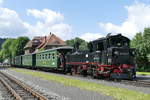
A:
[
  {"xmin": 35, "ymin": 46, "xmax": 73, "ymax": 70},
  {"xmin": 36, "ymin": 50, "xmax": 57, "ymax": 68},
  {"xmin": 14, "ymin": 56, "xmax": 22, "ymax": 66},
  {"xmin": 22, "ymin": 54, "xmax": 34, "ymax": 66}
]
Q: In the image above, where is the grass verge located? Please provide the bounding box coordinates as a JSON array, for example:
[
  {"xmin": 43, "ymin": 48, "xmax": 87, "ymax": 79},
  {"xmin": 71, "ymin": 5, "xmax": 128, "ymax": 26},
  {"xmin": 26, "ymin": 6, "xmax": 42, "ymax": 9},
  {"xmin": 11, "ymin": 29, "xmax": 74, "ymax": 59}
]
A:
[
  {"xmin": 11, "ymin": 68, "xmax": 150, "ymax": 100},
  {"xmin": 137, "ymin": 72, "xmax": 150, "ymax": 76}
]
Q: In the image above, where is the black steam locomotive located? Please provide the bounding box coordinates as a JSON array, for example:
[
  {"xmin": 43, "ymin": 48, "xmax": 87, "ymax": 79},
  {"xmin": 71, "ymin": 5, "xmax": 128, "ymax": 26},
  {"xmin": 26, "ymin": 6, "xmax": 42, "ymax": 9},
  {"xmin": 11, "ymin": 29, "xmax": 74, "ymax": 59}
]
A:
[{"xmin": 66, "ymin": 33, "xmax": 136, "ymax": 79}]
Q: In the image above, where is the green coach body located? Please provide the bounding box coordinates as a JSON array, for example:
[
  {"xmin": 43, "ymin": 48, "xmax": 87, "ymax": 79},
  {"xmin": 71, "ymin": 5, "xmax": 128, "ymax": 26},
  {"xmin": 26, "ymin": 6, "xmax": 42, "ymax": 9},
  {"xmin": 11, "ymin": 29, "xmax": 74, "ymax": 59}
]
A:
[
  {"xmin": 36, "ymin": 50, "xmax": 57, "ymax": 68},
  {"xmin": 22, "ymin": 54, "xmax": 33, "ymax": 66},
  {"xmin": 35, "ymin": 46, "xmax": 73, "ymax": 69},
  {"xmin": 14, "ymin": 56, "xmax": 22, "ymax": 66}
]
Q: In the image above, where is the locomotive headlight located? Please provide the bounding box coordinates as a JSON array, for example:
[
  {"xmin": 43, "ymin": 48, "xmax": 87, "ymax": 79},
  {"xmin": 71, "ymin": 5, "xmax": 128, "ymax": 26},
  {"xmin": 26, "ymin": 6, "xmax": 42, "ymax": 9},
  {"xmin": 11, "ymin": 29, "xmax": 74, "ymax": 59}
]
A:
[
  {"xmin": 114, "ymin": 51, "xmax": 119, "ymax": 55},
  {"xmin": 130, "ymin": 51, "xmax": 135, "ymax": 56},
  {"xmin": 132, "ymin": 51, "xmax": 135, "ymax": 55}
]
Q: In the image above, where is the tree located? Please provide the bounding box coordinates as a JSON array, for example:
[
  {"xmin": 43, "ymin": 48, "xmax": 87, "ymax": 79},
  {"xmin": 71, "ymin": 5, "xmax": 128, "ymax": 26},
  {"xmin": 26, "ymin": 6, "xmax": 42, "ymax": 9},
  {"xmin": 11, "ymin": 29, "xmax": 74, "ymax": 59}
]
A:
[
  {"xmin": 0, "ymin": 38, "xmax": 15, "ymax": 59},
  {"xmin": 11, "ymin": 37, "xmax": 29, "ymax": 57},
  {"xmin": 0, "ymin": 37, "xmax": 29, "ymax": 61},
  {"xmin": 131, "ymin": 28, "xmax": 150, "ymax": 71},
  {"xmin": 66, "ymin": 37, "xmax": 88, "ymax": 50}
]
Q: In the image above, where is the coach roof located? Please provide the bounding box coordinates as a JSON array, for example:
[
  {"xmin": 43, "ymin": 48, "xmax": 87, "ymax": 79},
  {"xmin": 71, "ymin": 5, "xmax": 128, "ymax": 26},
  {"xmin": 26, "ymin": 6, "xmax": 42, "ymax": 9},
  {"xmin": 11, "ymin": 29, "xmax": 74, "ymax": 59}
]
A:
[{"xmin": 33, "ymin": 46, "xmax": 73, "ymax": 54}]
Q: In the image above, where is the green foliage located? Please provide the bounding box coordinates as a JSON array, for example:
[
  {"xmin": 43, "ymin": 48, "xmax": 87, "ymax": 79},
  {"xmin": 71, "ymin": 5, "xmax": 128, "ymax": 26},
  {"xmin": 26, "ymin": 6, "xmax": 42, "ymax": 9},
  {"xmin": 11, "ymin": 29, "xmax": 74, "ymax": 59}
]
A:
[
  {"xmin": 0, "ymin": 39, "xmax": 15, "ymax": 60},
  {"xmin": 66, "ymin": 37, "xmax": 88, "ymax": 50},
  {"xmin": 12, "ymin": 37, "xmax": 30, "ymax": 56},
  {"xmin": 0, "ymin": 37, "xmax": 29, "ymax": 61},
  {"xmin": 131, "ymin": 28, "xmax": 150, "ymax": 72}
]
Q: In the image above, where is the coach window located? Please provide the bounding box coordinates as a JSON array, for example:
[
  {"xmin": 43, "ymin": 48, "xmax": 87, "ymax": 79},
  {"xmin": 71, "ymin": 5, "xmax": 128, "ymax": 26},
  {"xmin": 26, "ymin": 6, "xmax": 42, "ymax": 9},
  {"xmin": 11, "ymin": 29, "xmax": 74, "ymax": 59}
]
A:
[
  {"xmin": 48, "ymin": 54, "xmax": 51, "ymax": 58},
  {"xmin": 42, "ymin": 54, "xmax": 44, "ymax": 59},
  {"xmin": 45, "ymin": 54, "xmax": 47, "ymax": 59},
  {"xmin": 52, "ymin": 53, "xmax": 55, "ymax": 59}
]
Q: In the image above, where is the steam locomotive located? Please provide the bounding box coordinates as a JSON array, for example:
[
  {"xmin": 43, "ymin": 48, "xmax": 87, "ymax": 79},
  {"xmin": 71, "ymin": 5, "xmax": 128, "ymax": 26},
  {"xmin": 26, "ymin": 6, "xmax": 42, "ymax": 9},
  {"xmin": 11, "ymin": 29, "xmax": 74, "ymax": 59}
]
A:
[
  {"xmin": 11, "ymin": 33, "xmax": 136, "ymax": 80},
  {"xmin": 66, "ymin": 33, "xmax": 136, "ymax": 79}
]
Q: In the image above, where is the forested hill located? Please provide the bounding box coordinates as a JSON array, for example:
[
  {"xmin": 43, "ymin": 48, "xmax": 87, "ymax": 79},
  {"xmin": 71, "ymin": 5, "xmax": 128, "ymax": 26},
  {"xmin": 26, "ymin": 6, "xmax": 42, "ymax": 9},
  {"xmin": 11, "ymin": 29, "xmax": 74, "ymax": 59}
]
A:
[{"xmin": 0, "ymin": 38, "xmax": 6, "ymax": 49}]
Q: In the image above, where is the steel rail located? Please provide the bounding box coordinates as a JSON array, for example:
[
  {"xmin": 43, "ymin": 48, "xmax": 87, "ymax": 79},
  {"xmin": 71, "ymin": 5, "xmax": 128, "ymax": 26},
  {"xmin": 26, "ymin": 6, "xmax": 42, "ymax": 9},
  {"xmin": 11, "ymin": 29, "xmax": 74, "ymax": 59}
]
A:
[
  {"xmin": 0, "ymin": 77, "xmax": 23, "ymax": 100},
  {"xmin": 120, "ymin": 80, "xmax": 150, "ymax": 87},
  {"xmin": 0, "ymin": 71, "xmax": 48, "ymax": 100}
]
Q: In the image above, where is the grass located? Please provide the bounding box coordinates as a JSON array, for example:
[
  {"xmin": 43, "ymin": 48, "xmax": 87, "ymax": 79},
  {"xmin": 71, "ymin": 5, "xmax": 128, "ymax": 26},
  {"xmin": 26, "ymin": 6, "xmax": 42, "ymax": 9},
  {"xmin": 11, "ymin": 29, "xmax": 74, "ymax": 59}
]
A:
[
  {"xmin": 11, "ymin": 68, "xmax": 150, "ymax": 100},
  {"xmin": 137, "ymin": 72, "xmax": 150, "ymax": 76}
]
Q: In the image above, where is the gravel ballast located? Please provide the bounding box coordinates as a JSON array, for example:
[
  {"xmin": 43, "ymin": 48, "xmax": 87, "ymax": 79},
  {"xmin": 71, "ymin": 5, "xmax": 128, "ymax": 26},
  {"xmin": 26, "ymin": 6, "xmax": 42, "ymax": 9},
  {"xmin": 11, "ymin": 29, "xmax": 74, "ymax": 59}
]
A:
[
  {"xmin": 11, "ymin": 68, "xmax": 150, "ymax": 94},
  {"xmin": 1, "ymin": 68, "xmax": 114, "ymax": 100},
  {"xmin": 1, "ymin": 68, "xmax": 150, "ymax": 100}
]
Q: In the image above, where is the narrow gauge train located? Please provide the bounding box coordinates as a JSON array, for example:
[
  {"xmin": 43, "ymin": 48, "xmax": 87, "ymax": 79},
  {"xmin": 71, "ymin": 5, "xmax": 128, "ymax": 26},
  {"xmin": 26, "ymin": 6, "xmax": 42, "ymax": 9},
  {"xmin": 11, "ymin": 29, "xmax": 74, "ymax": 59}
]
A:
[{"xmin": 11, "ymin": 33, "xmax": 136, "ymax": 80}]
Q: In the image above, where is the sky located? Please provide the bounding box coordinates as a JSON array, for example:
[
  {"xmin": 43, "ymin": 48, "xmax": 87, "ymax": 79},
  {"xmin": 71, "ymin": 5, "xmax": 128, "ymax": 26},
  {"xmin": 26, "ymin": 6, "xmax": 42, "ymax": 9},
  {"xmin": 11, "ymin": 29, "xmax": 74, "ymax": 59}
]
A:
[{"xmin": 0, "ymin": 0, "xmax": 150, "ymax": 41}]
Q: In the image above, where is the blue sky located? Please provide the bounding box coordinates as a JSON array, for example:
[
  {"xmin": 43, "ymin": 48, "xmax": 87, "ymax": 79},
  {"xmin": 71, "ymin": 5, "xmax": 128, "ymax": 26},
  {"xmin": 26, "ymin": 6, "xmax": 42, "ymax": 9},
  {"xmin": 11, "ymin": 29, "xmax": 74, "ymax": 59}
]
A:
[{"xmin": 1, "ymin": 0, "xmax": 150, "ymax": 41}]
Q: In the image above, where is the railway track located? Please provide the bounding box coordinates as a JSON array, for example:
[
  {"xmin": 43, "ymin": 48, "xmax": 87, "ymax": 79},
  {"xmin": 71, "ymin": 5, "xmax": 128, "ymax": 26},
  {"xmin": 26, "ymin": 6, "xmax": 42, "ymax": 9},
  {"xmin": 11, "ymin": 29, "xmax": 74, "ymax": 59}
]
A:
[
  {"xmin": 119, "ymin": 80, "xmax": 150, "ymax": 87},
  {"xmin": 0, "ymin": 71, "xmax": 49, "ymax": 100},
  {"xmin": 7, "ymin": 67, "xmax": 150, "ymax": 88}
]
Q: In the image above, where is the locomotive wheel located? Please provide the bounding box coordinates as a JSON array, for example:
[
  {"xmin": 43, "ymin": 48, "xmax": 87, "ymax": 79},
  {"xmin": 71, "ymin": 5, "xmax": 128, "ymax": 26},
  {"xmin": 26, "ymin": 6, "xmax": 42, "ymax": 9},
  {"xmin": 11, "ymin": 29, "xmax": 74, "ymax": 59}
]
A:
[
  {"xmin": 91, "ymin": 69, "xmax": 97, "ymax": 79},
  {"xmin": 82, "ymin": 70, "xmax": 87, "ymax": 77},
  {"xmin": 70, "ymin": 67, "xmax": 75, "ymax": 75}
]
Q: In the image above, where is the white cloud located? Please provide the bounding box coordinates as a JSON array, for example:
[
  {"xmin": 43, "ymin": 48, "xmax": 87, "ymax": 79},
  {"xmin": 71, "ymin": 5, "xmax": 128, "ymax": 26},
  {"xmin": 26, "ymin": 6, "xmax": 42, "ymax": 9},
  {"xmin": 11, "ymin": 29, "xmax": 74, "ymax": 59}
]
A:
[
  {"xmin": 99, "ymin": 2, "xmax": 150, "ymax": 38},
  {"xmin": 0, "ymin": 7, "xmax": 28, "ymax": 37},
  {"xmin": 80, "ymin": 32, "xmax": 103, "ymax": 42},
  {"xmin": 27, "ymin": 9, "xmax": 64, "ymax": 25},
  {"xmin": 25, "ymin": 9, "xmax": 72, "ymax": 40},
  {"xmin": 0, "ymin": 7, "xmax": 72, "ymax": 40}
]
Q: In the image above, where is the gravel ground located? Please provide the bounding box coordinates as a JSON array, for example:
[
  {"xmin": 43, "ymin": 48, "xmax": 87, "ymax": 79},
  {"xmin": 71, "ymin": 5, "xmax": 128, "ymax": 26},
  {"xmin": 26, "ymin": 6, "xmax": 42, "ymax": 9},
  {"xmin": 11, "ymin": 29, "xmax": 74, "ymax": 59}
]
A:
[
  {"xmin": 0, "ymin": 81, "xmax": 13, "ymax": 100},
  {"xmin": 0, "ymin": 92, "xmax": 3, "ymax": 100},
  {"xmin": 137, "ymin": 75, "xmax": 150, "ymax": 82},
  {"xmin": 1, "ymin": 68, "xmax": 150, "ymax": 100},
  {"xmin": 1, "ymin": 68, "xmax": 114, "ymax": 100},
  {"xmin": 12, "ymin": 68, "xmax": 150, "ymax": 94}
]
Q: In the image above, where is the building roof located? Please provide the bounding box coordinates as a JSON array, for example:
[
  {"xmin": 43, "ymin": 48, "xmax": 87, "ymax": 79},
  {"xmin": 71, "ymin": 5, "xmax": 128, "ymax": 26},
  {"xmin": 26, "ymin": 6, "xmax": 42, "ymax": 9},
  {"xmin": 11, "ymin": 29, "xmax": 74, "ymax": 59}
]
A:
[
  {"xmin": 24, "ymin": 36, "xmax": 45, "ymax": 49},
  {"xmin": 37, "ymin": 33, "xmax": 66, "ymax": 49},
  {"xmin": 24, "ymin": 33, "xmax": 66, "ymax": 51}
]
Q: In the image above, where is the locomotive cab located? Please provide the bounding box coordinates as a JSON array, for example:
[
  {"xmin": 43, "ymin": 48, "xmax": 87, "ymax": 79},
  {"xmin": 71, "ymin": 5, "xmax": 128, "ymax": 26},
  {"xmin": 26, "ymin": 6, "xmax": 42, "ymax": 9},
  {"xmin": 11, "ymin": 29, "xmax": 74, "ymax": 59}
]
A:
[
  {"xmin": 107, "ymin": 34, "xmax": 136, "ymax": 79},
  {"xmin": 107, "ymin": 34, "xmax": 134, "ymax": 65}
]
